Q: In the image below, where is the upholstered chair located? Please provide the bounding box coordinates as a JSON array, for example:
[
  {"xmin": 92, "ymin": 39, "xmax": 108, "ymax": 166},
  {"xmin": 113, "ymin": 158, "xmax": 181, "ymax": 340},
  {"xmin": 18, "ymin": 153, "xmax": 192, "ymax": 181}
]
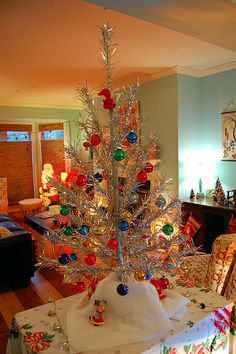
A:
[{"xmin": 181, "ymin": 233, "xmax": 236, "ymax": 299}]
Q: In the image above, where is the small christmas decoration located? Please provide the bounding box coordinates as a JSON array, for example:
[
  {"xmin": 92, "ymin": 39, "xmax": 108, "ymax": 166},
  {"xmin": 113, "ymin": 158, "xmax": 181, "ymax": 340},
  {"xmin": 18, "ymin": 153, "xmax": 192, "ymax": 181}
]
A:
[
  {"xmin": 189, "ymin": 189, "xmax": 195, "ymax": 199},
  {"xmin": 134, "ymin": 269, "xmax": 146, "ymax": 281},
  {"xmin": 155, "ymin": 196, "xmax": 166, "ymax": 208},
  {"xmin": 107, "ymin": 238, "xmax": 118, "ymax": 249},
  {"xmin": 149, "ymin": 278, "xmax": 165, "ymax": 299},
  {"xmin": 117, "ymin": 283, "xmax": 129, "ymax": 296},
  {"xmin": 212, "ymin": 177, "xmax": 228, "ymax": 205},
  {"xmin": 144, "ymin": 162, "xmax": 153, "ymax": 173},
  {"xmin": 127, "ymin": 131, "xmax": 138, "ymax": 144},
  {"xmin": 157, "ymin": 275, "xmax": 170, "ymax": 290},
  {"xmin": 137, "ymin": 170, "xmax": 147, "ymax": 183},
  {"xmin": 119, "ymin": 220, "xmax": 129, "ymax": 231},
  {"xmin": 63, "ymin": 226, "xmax": 73, "ymax": 236},
  {"xmin": 113, "ymin": 147, "xmax": 125, "ymax": 161},
  {"xmin": 90, "ymin": 134, "xmax": 101, "ymax": 146},
  {"xmin": 129, "ymin": 192, "xmax": 139, "ymax": 204},
  {"xmin": 94, "ymin": 172, "xmax": 103, "ymax": 182},
  {"xmin": 78, "ymin": 224, "xmax": 90, "ymax": 235},
  {"xmin": 84, "ymin": 254, "xmax": 97, "ymax": 266},
  {"xmin": 89, "ymin": 299, "xmax": 108, "ymax": 326},
  {"xmin": 60, "ymin": 205, "xmax": 70, "ymax": 216},
  {"xmin": 162, "ymin": 223, "xmax": 174, "ymax": 236},
  {"xmin": 76, "ymin": 174, "xmax": 88, "ymax": 187},
  {"xmin": 69, "ymin": 253, "xmax": 77, "ymax": 261},
  {"xmin": 73, "ymin": 281, "xmax": 86, "ymax": 293},
  {"xmin": 98, "ymin": 88, "xmax": 115, "ymax": 110},
  {"xmin": 58, "ymin": 253, "xmax": 70, "ymax": 265}
]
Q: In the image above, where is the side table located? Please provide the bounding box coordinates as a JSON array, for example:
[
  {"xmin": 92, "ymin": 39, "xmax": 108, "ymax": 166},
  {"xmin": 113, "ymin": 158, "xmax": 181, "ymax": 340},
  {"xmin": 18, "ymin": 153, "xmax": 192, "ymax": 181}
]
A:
[{"xmin": 19, "ymin": 198, "xmax": 42, "ymax": 215}]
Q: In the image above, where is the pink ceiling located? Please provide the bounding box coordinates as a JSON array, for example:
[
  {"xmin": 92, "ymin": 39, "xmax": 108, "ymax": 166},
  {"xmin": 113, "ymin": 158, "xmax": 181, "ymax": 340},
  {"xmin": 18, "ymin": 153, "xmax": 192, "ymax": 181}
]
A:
[{"xmin": 0, "ymin": 0, "xmax": 236, "ymax": 108}]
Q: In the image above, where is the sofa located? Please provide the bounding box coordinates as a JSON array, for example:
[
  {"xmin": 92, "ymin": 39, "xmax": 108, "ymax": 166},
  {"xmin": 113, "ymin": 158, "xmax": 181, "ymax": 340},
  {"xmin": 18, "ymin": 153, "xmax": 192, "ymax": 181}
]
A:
[{"xmin": 0, "ymin": 214, "xmax": 35, "ymax": 290}]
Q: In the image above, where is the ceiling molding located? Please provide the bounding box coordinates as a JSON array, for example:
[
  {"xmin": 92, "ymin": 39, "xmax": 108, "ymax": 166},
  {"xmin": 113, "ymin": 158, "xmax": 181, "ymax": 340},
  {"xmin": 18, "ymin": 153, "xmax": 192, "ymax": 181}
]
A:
[
  {"xmin": 175, "ymin": 61, "xmax": 236, "ymax": 78},
  {"xmin": 0, "ymin": 101, "xmax": 81, "ymax": 110}
]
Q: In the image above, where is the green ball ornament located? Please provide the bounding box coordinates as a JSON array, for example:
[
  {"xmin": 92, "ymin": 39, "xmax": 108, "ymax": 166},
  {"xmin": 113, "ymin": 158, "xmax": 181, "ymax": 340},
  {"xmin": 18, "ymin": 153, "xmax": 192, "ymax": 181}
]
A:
[
  {"xmin": 113, "ymin": 148, "xmax": 125, "ymax": 161},
  {"xmin": 60, "ymin": 205, "xmax": 70, "ymax": 216},
  {"xmin": 162, "ymin": 223, "xmax": 174, "ymax": 236},
  {"xmin": 63, "ymin": 226, "xmax": 73, "ymax": 236}
]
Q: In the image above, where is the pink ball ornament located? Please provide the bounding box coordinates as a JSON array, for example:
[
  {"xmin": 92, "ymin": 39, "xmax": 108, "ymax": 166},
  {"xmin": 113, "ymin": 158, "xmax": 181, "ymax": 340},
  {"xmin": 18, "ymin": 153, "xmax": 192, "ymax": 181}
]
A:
[
  {"xmin": 76, "ymin": 174, "xmax": 88, "ymax": 187},
  {"xmin": 137, "ymin": 170, "xmax": 147, "ymax": 183},
  {"xmin": 84, "ymin": 253, "xmax": 97, "ymax": 266},
  {"xmin": 90, "ymin": 134, "xmax": 101, "ymax": 146}
]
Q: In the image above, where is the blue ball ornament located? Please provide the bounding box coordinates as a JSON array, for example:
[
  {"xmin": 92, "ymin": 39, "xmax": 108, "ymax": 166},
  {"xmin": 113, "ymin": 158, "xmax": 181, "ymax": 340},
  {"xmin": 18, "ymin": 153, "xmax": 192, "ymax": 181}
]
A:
[
  {"xmin": 94, "ymin": 172, "xmax": 103, "ymax": 183},
  {"xmin": 79, "ymin": 224, "xmax": 90, "ymax": 235},
  {"xmin": 127, "ymin": 131, "xmax": 138, "ymax": 144},
  {"xmin": 69, "ymin": 253, "xmax": 77, "ymax": 261},
  {"xmin": 58, "ymin": 253, "xmax": 70, "ymax": 265},
  {"xmin": 155, "ymin": 196, "xmax": 166, "ymax": 208},
  {"xmin": 117, "ymin": 283, "xmax": 129, "ymax": 296},
  {"xmin": 119, "ymin": 220, "xmax": 129, "ymax": 231},
  {"xmin": 145, "ymin": 272, "xmax": 152, "ymax": 280}
]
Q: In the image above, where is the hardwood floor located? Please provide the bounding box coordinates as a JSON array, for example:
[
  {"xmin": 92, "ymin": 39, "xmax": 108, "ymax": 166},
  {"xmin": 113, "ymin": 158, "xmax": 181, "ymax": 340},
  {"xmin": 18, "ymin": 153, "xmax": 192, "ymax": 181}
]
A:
[{"xmin": 0, "ymin": 211, "xmax": 77, "ymax": 353}]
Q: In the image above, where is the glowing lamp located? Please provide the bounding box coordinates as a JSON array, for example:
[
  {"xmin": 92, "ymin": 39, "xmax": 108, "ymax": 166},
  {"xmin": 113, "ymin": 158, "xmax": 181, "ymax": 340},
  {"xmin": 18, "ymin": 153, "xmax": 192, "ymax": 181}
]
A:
[{"xmin": 61, "ymin": 172, "xmax": 68, "ymax": 182}]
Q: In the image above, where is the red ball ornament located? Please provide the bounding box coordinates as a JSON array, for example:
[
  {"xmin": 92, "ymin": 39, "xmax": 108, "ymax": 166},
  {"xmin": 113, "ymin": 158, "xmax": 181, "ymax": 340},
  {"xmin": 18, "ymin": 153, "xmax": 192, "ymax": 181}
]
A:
[
  {"xmin": 144, "ymin": 162, "xmax": 153, "ymax": 173},
  {"xmin": 150, "ymin": 278, "xmax": 165, "ymax": 299},
  {"xmin": 90, "ymin": 134, "xmax": 101, "ymax": 146},
  {"xmin": 137, "ymin": 170, "xmax": 147, "ymax": 183},
  {"xmin": 107, "ymin": 238, "xmax": 118, "ymax": 249},
  {"xmin": 76, "ymin": 174, "xmax": 87, "ymax": 187},
  {"xmin": 84, "ymin": 253, "xmax": 97, "ymax": 266},
  {"xmin": 157, "ymin": 276, "xmax": 170, "ymax": 290},
  {"xmin": 141, "ymin": 234, "xmax": 150, "ymax": 239},
  {"xmin": 73, "ymin": 281, "xmax": 86, "ymax": 293}
]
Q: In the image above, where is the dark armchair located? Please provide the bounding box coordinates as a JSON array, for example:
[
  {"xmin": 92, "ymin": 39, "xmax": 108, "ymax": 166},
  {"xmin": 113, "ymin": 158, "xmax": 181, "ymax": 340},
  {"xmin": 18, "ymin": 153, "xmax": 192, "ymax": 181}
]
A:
[{"xmin": 0, "ymin": 214, "xmax": 35, "ymax": 290}]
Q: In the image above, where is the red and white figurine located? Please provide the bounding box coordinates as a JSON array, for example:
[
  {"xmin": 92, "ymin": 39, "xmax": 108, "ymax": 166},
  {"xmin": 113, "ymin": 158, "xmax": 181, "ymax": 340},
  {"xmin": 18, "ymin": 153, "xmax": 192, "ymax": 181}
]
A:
[{"xmin": 89, "ymin": 299, "xmax": 108, "ymax": 326}]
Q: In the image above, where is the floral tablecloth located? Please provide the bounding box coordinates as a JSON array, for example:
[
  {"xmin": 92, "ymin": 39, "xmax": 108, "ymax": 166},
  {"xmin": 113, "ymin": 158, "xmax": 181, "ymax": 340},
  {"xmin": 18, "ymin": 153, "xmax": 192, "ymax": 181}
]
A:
[{"xmin": 6, "ymin": 274, "xmax": 236, "ymax": 354}]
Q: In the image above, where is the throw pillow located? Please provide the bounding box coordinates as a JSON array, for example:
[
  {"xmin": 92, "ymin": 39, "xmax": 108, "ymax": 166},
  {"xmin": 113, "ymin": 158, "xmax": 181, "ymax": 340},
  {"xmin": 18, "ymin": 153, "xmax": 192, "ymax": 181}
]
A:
[{"xmin": 0, "ymin": 226, "xmax": 12, "ymax": 237}]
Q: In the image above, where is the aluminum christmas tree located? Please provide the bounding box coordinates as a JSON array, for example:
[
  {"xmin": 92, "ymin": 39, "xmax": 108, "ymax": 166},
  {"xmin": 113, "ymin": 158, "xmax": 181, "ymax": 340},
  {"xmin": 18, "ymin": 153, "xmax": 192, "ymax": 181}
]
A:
[{"xmin": 37, "ymin": 24, "xmax": 194, "ymax": 296}]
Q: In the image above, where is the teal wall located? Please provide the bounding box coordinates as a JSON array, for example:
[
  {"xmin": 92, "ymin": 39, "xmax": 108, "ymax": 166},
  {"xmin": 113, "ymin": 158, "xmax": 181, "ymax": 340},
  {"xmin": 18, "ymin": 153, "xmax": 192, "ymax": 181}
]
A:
[
  {"xmin": 139, "ymin": 75, "xmax": 179, "ymax": 196},
  {"xmin": 177, "ymin": 70, "xmax": 236, "ymax": 198},
  {"xmin": 177, "ymin": 75, "xmax": 202, "ymax": 198},
  {"xmin": 139, "ymin": 69, "xmax": 236, "ymax": 199},
  {"xmin": 200, "ymin": 70, "xmax": 236, "ymax": 195}
]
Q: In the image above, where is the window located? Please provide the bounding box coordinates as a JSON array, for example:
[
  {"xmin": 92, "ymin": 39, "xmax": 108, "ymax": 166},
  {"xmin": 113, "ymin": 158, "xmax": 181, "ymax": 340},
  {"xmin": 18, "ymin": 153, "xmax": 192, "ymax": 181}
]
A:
[
  {"xmin": 0, "ymin": 131, "xmax": 31, "ymax": 142},
  {"xmin": 40, "ymin": 129, "xmax": 64, "ymax": 141}
]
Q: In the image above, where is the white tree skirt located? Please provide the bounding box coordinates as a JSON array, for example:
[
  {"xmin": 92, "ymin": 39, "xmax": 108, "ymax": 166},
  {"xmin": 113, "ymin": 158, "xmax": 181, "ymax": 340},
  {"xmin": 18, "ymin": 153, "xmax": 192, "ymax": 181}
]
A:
[{"xmin": 67, "ymin": 274, "xmax": 189, "ymax": 353}]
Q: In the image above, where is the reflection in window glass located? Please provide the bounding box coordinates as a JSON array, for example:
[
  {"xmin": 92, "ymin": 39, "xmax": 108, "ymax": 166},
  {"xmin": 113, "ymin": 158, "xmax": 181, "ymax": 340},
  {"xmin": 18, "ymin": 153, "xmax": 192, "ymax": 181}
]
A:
[
  {"xmin": 0, "ymin": 131, "xmax": 30, "ymax": 142},
  {"xmin": 41, "ymin": 130, "xmax": 64, "ymax": 140}
]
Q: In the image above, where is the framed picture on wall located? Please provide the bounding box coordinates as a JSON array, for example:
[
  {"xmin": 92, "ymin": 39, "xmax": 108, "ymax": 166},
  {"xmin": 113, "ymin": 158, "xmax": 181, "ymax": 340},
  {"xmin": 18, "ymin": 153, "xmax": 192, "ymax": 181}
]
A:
[{"xmin": 222, "ymin": 111, "xmax": 236, "ymax": 161}]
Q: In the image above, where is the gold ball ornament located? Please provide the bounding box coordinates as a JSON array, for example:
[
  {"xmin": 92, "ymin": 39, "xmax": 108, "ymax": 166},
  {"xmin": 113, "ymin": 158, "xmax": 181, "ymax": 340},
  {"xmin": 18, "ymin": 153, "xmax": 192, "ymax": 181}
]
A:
[
  {"xmin": 134, "ymin": 270, "xmax": 146, "ymax": 282},
  {"xmin": 123, "ymin": 211, "xmax": 132, "ymax": 221}
]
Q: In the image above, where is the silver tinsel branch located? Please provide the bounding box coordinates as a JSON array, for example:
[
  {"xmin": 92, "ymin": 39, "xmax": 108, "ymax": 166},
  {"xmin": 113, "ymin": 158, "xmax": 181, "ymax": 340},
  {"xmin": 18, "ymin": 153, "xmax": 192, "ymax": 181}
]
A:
[{"xmin": 38, "ymin": 23, "xmax": 197, "ymax": 285}]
